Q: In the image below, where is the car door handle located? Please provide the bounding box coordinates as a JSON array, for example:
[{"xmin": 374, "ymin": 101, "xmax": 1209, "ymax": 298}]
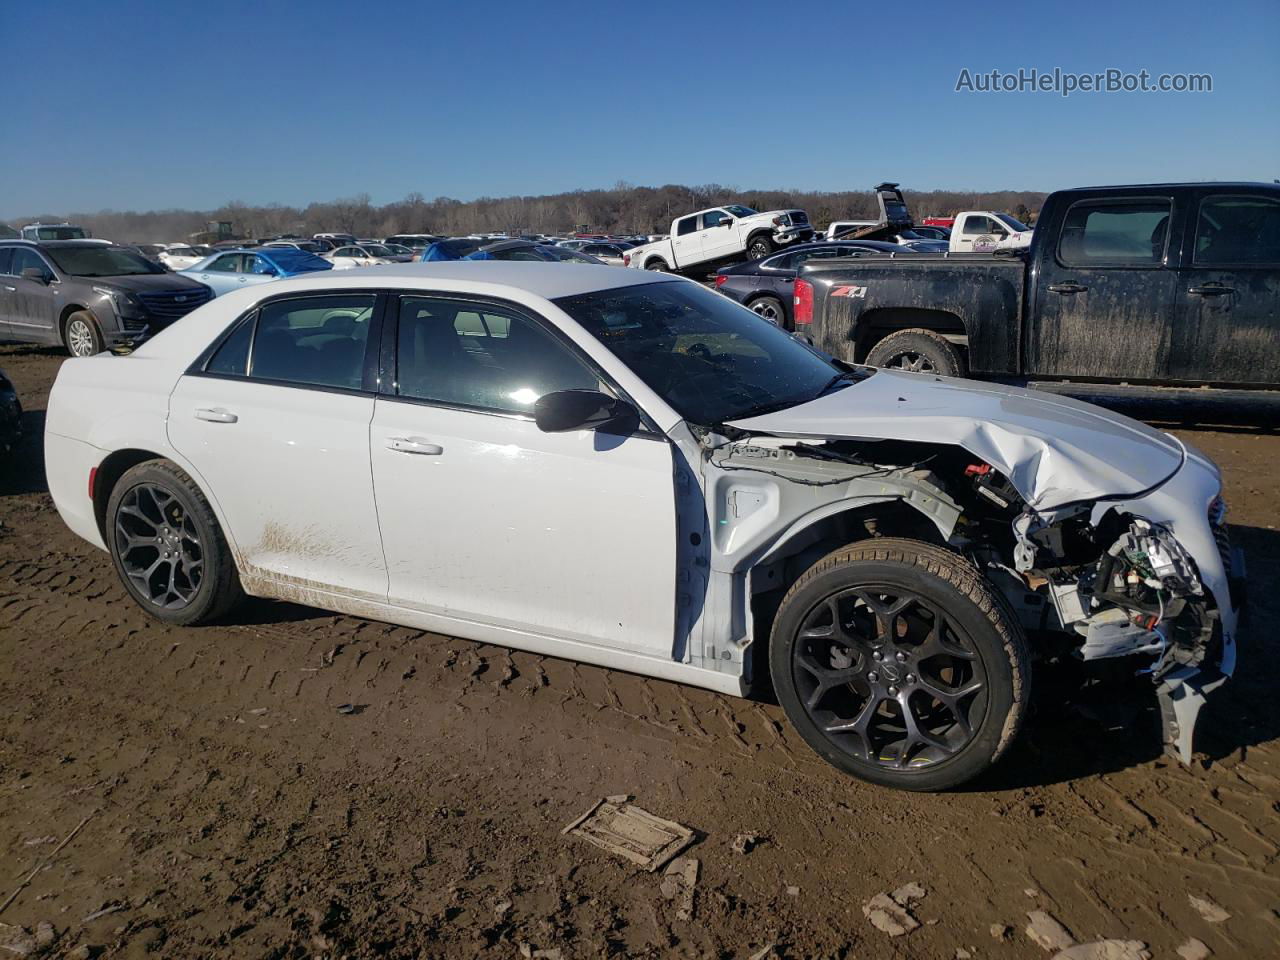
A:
[
  {"xmin": 1188, "ymin": 284, "xmax": 1234, "ymax": 296},
  {"xmin": 237, "ymin": 277, "xmax": 249, "ymax": 283},
  {"xmin": 1047, "ymin": 282, "xmax": 1087, "ymax": 294},
  {"xmin": 386, "ymin": 436, "xmax": 443, "ymax": 455},
  {"xmin": 194, "ymin": 407, "xmax": 238, "ymax": 423}
]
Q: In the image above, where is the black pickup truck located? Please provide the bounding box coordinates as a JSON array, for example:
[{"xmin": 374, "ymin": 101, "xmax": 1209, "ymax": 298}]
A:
[{"xmin": 794, "ymin": 182, "xmax": 1280, "ymax": 391}]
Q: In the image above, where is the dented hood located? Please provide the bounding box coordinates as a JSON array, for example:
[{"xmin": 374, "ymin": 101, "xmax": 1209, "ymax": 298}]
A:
[{"xmin": 727, "ymin": 370, "xmax": 1184, "ymax": 509}]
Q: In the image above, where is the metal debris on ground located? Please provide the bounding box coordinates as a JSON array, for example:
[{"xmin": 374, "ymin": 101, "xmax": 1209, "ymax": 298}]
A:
[
  {"xmin": 562, "ymin": 797, "xmax": 694, "ymax": 872},
  {"xmin": 336, "ymin": 704, "xmax": 356, "ymax": 715},
  {"xmin": 1176, "ymin": 938, "xmax": 1211, "ymax": 960},
  {"xmin": 1051, "ymin": 941, "xmax": 1150, "ymax": 960},
  {"xmin": 1026, "ymin": 911, "xmax": 1075, "ymax": 952},
  {"xmin": 863, "ymin": 892, "xmax": 920, "ymax": 937},
  {"xmin": 1187, "ymin": 894, "xmax": 1230, "ymax": 923},
  {"xmin": 731, "ymin": 833, "xmax": 758, "ymax": 855},
  {"xmin": 660, "ymin": 856, "xmax": 698, "ymax": 921}
]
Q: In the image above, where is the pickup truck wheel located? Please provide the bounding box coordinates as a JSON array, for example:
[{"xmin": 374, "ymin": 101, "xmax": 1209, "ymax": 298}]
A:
[
  {"xmin": 865, "ymin": 329, "xmax": 964, "ymax": 377},
  {"xmin": 106, "ymin": 460, "xmax": 245, "ymax": 626},
  {"xmin": 747, "ymin": 236, "xmax": 774, "ymax": 260},
  {"xmin": 645, "ymin": 259, "xmax": 668, "ymax": 272},
  {"xmin": 769, "ymin": 538, "xmax": 1029, "ymax": 791},
  {"xmin": 748, "ymin": 295, "xmax": 787, "ymax": 327},
  {"xmin": 64, "ymin": 311, "xmax": 104, "ymax": 358}
]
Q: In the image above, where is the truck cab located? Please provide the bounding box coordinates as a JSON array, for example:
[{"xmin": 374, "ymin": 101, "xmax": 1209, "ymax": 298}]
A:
[{"xmin": 950, "ymin": 211, "xmax": 1033, "ymax": 252}]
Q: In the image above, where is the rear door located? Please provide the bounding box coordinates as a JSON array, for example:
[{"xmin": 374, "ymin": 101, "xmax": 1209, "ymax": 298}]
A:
[
  {"xmin": 0, "ymin": 248, "xmax": 14, "ymax": 336},
  {"xmin": 6, "ymin": 248, "xmax": 59, "ymax": 344},
  {"xmin": 167, "ymin": 292, "xmax": 387, "ymax": 597},
  {"xmin": 670, "ymin": 215, "xmax": 700, "ymax": 267},
  {"xmin": 1170, "ymin": 191, "xmax": 1280, "ymax": 384},
  {"xmin": 1028, "ymin": 195, "xmax": 1179, "ymax": 380},
  {"xmin": 193, "ymin": 253, "xmax": 246, "ymax": 297}
]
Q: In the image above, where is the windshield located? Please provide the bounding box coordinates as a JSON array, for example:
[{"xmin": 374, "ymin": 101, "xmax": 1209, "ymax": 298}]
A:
[
  {"xmin": 360, "ymin": 244, "xmax": 393, "ymax": 256},
  {"xmin": 166, "ymin": 246, "xmax": 198, "ymax": 257},
  {"xmin": 554, "ymin": 282, "xmax": 852, "ymax": 426},
  {"xmin": 723, "ymin": 205, "xmax": 757, "ymax": 218},
  {"xmin": 383, "ymin": 243, "xmax": 412, "ymax": 254},
  {"xmin": 996, "ymin": 213, "xmax": 1030, "ymax": 232},
  {"xmin": 46, "ymin": 246, "xmax": 165, "ymax": 277}
]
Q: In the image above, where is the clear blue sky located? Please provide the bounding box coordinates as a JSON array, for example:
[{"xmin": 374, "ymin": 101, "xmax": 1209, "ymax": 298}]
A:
[{"xmin": 2, "ymin": 0, "xmax": 1277, "ymax": 216}]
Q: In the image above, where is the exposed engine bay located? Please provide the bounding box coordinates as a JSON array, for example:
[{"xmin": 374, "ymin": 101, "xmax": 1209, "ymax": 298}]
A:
[{"xmin": 687, "ymin": 424, "xmax": 1242, "ymax": 767}]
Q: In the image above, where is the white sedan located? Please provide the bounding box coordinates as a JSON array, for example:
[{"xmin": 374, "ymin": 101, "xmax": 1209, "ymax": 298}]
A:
[
  {"xmin": 326, "ymin": 244, "xmax": 397, "ymax": 269},
  {"xmin": 43, "ymin": 263, "xmax": 1238, "ymax": 790},
  {"xmin": 157, "ymin": 244, "xmax": 205, "ymax": 270}
]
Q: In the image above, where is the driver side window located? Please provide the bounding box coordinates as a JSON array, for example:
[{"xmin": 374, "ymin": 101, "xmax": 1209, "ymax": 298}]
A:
[
  {"xmin": 208, "ymin": 254, "xmax": 241, "ymax": 273},
  {"xmin": 394, "ymin": 297, "xmax": 602, "ymax": 414}
]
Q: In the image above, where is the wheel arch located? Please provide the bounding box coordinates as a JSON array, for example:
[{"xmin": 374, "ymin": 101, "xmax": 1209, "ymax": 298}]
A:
[
  {"xmin": 643, "ymin": 254, "xmax": 670, "ymax": 270},
  {"xmin": 855, "ymin": 307, "xmax": 969, "ymax": 363},
  {"xmin": 58, "ymin": 304, "xmax": 93, "ymax": 343},
  {"xmin": 91, "ymin": 448, "xmax": 243, "ymax": 569},
  {"xmin": 739, "ymin": 496, "xmax": 956, "ymax": 691}
]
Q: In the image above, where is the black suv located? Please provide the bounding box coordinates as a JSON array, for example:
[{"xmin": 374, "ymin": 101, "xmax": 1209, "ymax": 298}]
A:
[{"xmin": 0, "ymin": 240, "xmax": 214, "ymax": 357}]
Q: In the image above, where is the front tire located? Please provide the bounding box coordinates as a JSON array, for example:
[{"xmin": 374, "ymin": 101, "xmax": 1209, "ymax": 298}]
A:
[
  {"xmin": 645, "ymin": 259, "xmax": 669, "ymax": 272},
  {"xmin": 865, "ymin": 328, "xmax": 964, "ymax": 377},
  {"xmin": 64, "ymin": 311, "xmax": 104, "ymax": 358},
  {"xmin": 106, "ymin": 460, "xmax": 244, "ymax": 625},
  {"xmin": 769, "ymin": 538, "xmax": 1029, "ymax": 791},
  {"xmin": 747, "ymin": 236, "xmax": 774, "ymax": 260}
]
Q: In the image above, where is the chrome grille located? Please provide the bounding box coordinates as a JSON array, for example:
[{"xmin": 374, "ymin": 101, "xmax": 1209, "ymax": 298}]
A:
[{"xmin": 136, "ymin": 288, "xmax": 213, "ymax": 324}]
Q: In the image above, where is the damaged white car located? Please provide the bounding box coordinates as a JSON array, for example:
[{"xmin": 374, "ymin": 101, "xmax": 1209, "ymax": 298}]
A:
[{"xmin": 44, "ymin": 263, "xmax": 1243, "ymax": 790}]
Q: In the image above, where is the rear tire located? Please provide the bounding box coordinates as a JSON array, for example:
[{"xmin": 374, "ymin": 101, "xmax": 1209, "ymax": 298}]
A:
[
  {"xmin": 748, "ymin": 295, "xmax": 788, "ymax": 328},
  {"xmin": 865, "ymin": 328, "xmax": 964, "ymax": 377},
  {"xmin": 769, "ymin": 538, "xmax": 1029, "ymax": 791},
  {"xmin": 63, "ymin": 311, "xmax": 104, "ymax": 358},
  {"xmin": 106, "ymin": 460, "xmax": 244, "ymax": 625},
  {"xmin": 747, "ymin": 236, "xmax": 774, "ymax": 260}
]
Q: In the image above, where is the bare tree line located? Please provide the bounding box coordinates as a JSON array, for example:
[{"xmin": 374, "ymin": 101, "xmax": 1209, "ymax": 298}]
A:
[{"xmin": 8, "ymin": 183, "xmax": 1048, "ymax": 243}]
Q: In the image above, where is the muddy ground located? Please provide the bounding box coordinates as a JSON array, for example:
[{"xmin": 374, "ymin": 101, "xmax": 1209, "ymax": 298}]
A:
[{"xmin": 0, "ymin": 344, "xmax": 1277, "ymax": 959}]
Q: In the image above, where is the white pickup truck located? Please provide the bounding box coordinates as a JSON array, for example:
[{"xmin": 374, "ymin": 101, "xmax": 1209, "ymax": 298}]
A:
[
  {"xmin": 625, "ymin": 204, "xmax": 814, "ymax": 273},
  {"xmin": 949, "ymin": 211, "xmax": 1034, "ymax": 253}
]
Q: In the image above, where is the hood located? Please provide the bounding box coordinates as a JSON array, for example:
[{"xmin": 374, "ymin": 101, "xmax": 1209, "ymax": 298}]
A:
[
  {"xmin": 727, "ymin": 370, "xmax": 1185, "ymax": 510},
  {"xmin": 84, "ymin": 273, "xmax": 211, "ymax": 294}
]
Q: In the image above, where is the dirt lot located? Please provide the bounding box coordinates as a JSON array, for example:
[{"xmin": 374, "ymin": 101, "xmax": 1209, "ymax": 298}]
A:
[{"xmin": 1, "ymin": 345, "xmax": 1277, "ymax": 960}]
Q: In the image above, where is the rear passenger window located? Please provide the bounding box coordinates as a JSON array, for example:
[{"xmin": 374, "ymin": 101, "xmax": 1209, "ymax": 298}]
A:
[
  {"xmin": 1195, "ymin": 196, "xmax": 1280, "ymax": 265},
  {"xmin": 676, "ymin": 217, "xmax": 698, "ymax": 236},
  {"xmin": 1058, "ymin": 199, "xmax": 1172, "ymax": 265},
  {"xmin": 395, "ymin": 297, "xmax": 600, "ymax": 414},
  {"xmin": 205, "ymin": 315, "xmax": 255, "ymax": 376},
  {"xmin": 249, "ymin": 295, "xmax": 375, "ymax": 390},
  {"xmin": 0, "ymin": 248, "xmax": 11, "ymax": 275}
]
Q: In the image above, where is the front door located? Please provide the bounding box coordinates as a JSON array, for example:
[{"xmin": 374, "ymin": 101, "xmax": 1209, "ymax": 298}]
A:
[
  {"xmin": 369, "ymin": 294, "xmax": 678, "ymax": 658},
  {"xmin": 1029, "ymin": 195, "xmax": 1179, "ymax": 380},
  {"xmin": 700, "ymin": 209, "xmax": 739, "ymax": 261},
  {"xmin": 193, "ymin": 252, "xmax": 250, "ymax": 297},
  {"xmin": 1170, "ymin": 191, "xmax": 1280, "ymax": 385},
  {"xmin": 166, "ymin": 292, "xmax": 387, "ymax": 598}
]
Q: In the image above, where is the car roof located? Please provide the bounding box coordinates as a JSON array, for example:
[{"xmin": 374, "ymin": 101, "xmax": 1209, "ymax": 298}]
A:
[
  {"xmin": 1061, "ymin": 181, "xmax": 1280, "ymax": 193},
  {"xmin": 0, "ymin": 238, "xmax": 112, "ymax": 249},
  {"xmin": 259, "ymin": 260, "xmax": 678, "ymax": 299}
]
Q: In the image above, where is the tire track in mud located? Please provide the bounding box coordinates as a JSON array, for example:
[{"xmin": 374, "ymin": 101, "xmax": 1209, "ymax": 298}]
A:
[
  {"xmin": 0, "ymin": 552, "xmax": 823, "ymax": 778},
  {"xmin": 5, "ymin": 547, "xmax": 1280, "ymax": 926}
]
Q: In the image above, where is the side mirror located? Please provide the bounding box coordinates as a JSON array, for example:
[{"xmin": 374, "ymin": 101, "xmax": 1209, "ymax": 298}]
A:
[
  {"xmin": 534, "ymin": 390, "xmax": 638, "ymax": 434},
  {"xmin": 261, "ymin": 266, "xmax": 278, "ymax": 277},
  {"xmin": 723, "ymin": 219, "xmax": 734, "ymax": 227},
  {"xmin": 21, "ymin": 267, "xmax": 49, "ymax": 284}
]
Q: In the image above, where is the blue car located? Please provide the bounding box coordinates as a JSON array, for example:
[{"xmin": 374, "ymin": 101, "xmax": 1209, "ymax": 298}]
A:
[
  {"xmin": 420, "ymin": 238, "xmax": 603, "ymax": 264},
  {"xmin": 182, "ymin": 247, "xmax": 331, "ymax": 297}
]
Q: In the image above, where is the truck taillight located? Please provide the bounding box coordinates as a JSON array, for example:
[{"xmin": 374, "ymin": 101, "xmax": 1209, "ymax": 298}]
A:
[
  {"xmin": 793, "ymin": 279, "xmax": 813, "ymax": 324},
  {"xmin": 714, "ymin": 275, "xmax": 727, "ymax": 287},
  {"xmin": 623, "ymin": 254, "xmax": 630, "ymax": 266}
]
